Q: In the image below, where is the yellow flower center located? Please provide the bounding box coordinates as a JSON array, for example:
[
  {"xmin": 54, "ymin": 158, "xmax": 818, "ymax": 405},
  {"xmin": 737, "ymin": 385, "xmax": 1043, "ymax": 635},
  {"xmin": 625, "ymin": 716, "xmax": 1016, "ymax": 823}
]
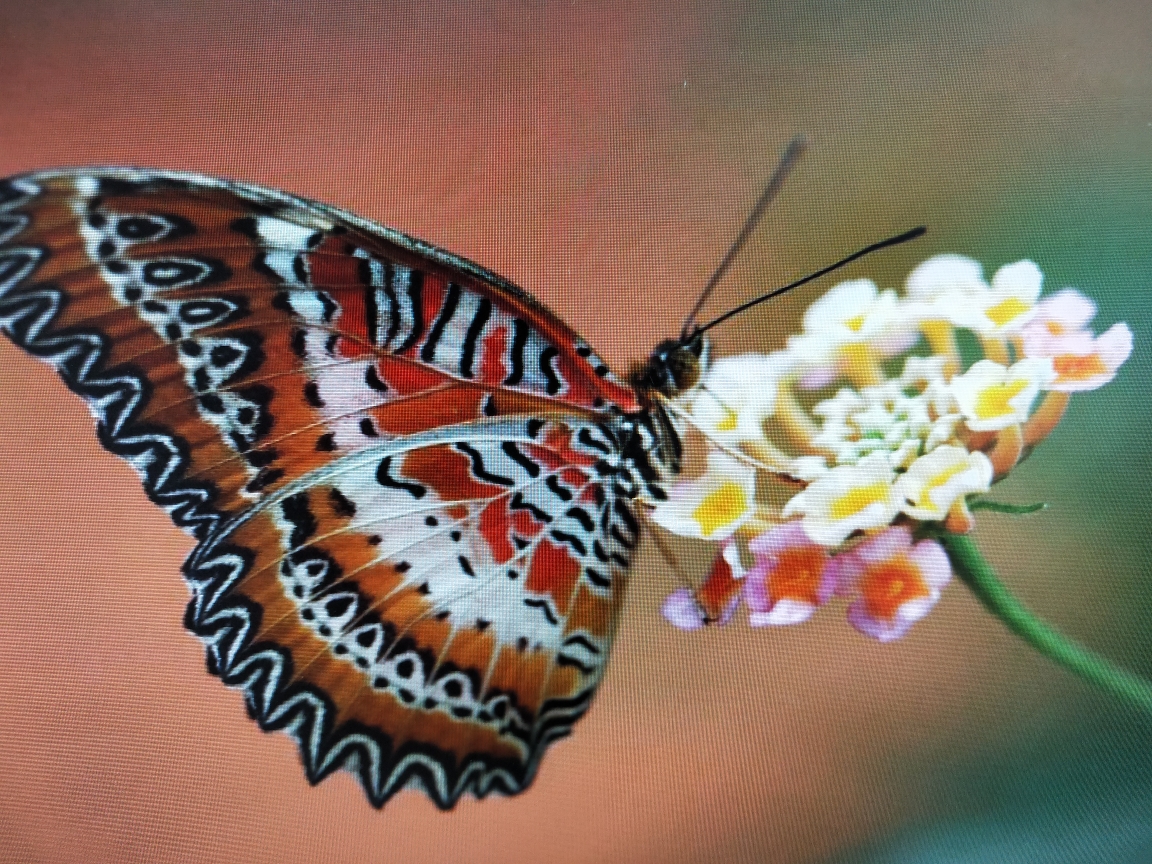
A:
[
  {"xmin": 830, "ymin": 481, "xmax": 890, "ymax": 521},
  {"xmin": 975, "ymin": 379, "xmax": 1028, "ymax": 420},
  {"xmin": 920, "ymin": 462, "xmax": 968, "ymax": 513},
  {"xmin": 1053, "ymin": 352, "xmax": 1108, "ymax": 382},
  {"xmin": 985, "ymin": 297, "xmax": 1030, "ymax": 327},
  {"xmin": 692, "ymin": 481, "xmax": 748, "ymax": 536},
  {"xmin": 845, "ymin": 313, "xmax": 866, "ymax": 332},
  {"xmin": 841, "ymin": 343, "xmax": 881, "ymax": 387},
  {"xmin": 716, "ymin": 407, "xmax": 739, "ymax": 432}
]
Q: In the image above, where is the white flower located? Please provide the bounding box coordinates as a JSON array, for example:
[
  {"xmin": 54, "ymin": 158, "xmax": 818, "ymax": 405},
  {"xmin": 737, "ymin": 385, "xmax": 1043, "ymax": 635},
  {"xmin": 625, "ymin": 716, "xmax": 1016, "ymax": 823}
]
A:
[
  {"xmin": 1043, "ymin": 323, "xmax": 1133, "ymax": 392},
  {"xmin": 788, "ymin": 280, "xmax": 922, "ymax": 388},
  {"xmin": 649, "ymin": 452, "xmax": 757, "ymax": 541},
  {"xmin": 782, "ymin": 452, "xmax": 898, "ymax": 546},
  {"xmin": 903, "ymin": 254, "xmax": 989, "ymax": 327},
  {"xmin": 894, "ymin": 446, "xmax": 993, "ymax": 521},
  {"xmin": 811, "ymin": 379, "xmax": 939, "ymax": 468},
  {"xmin": 799, "ymin": 279, "xmax": 920, "ymax": 356},
  {"xmin": 1020, "ymin": 289, "xmax": 1134, "ymax": 392},
  {"xmin": 689, "ymin": 353, "xmax": 787, "ymax": 445},
  {"xmin": 956, "ymin": 260, "xmax": 1043, "ymax": 336},
  {"xmin": 905, "ymin": 254, "xmax": 988, "ymax": 303},
  {"xmin": 950, "ymin": 358, "xmax": 1054, "ymax": 431},
  {"xmin": 787, "ymin": 455, "xmax": 832, "ymax": 482},
  {"xmin": 803, "ymin": 279, "xmax": 892, "ymax": 338},
  {"xmin": 1020, "ymin": 288, "xmax": 1097, "ymax": 351}
]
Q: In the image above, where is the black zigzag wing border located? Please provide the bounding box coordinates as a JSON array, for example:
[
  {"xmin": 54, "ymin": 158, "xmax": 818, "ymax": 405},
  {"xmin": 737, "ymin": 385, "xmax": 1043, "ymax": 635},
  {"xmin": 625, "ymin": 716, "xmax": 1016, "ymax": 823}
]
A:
[{"xmin": 0, "ymin": 170, "xmax": 600, "ymax": 809}]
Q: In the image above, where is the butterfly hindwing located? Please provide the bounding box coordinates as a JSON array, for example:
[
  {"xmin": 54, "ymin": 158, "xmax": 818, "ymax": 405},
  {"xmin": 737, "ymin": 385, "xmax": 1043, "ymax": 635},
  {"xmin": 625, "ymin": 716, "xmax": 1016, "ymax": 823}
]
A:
[{"xmin": 0, "ymin": 168, "xmax": 664, "ymax": 807}]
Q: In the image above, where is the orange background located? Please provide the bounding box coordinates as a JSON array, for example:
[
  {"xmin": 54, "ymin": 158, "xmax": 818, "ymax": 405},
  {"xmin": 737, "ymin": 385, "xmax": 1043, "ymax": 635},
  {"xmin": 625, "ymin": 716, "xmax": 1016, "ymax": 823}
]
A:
[{"xmin": 2, "ymin": 2, "xmax": 1151, "ymax": 862}]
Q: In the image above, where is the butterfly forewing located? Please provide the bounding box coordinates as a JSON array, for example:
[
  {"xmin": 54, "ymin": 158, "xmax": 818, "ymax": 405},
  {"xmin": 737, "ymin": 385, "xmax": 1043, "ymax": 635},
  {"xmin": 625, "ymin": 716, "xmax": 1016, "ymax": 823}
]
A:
[{"xmin": 0, "ymin": 168, "xmax": 662, "ymax": 807}]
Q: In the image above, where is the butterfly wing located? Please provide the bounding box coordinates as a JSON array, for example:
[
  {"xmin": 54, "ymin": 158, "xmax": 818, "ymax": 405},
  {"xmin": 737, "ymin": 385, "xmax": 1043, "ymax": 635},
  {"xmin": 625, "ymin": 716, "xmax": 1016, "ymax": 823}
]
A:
[{"xmin": 0, "ymin": 168, "xmax": 656, "ymax": 807}]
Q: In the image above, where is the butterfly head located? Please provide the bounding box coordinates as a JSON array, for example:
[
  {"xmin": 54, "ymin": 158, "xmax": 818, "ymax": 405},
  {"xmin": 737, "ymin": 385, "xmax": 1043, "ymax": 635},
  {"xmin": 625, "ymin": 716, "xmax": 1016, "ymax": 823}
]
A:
[{"xmin": 630, "ymin": 333, "xmax": 709, "ymax": 400}]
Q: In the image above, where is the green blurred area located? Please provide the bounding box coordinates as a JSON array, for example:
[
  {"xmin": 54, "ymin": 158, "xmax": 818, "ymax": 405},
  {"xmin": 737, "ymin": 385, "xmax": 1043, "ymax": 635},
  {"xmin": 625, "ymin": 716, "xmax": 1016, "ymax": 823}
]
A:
[{"xmin": 752, "ymin": 3, "xmax": 1152, "ymax": 858}]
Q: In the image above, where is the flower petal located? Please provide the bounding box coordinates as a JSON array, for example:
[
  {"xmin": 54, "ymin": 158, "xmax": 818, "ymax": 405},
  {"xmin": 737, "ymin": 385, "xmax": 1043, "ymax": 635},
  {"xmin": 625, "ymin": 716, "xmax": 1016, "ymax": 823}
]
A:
[
  {"xmin": 895, "ymin": 446, "xmax": 993, "ymax": 522},
  {"xmin": 782, "ymin": 453, "xmax": 898, "ymax": 546},
  {"xmin": 1046, "ymin": 322, "xmax": 1133, "ymax": 392},
  {"xmin": 950, "ymin": 358, "xmax": 1054, "ymax": 431},
  {"xmin": 661, "ymin": 588, "xmax": 707, "ymax": 631},
  {"xmin": 833, "ymin": 527, "xmax": 951, "ymax": 641},
  {"xmin": 649, "ymin": 452, "xmax": 757, "ymax": 541},
  {"xmin": 904, "ymin": 254, "xmax": 987, "ymax": 301},
  {"xmin": 744, "ymin": 521, "xmax": 833, "ymax": 626}
]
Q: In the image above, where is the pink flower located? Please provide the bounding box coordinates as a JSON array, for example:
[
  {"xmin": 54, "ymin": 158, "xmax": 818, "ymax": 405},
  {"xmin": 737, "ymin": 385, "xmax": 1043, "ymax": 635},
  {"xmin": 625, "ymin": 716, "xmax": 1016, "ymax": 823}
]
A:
[
  {"xmin": 1020, "ymin": 289, "xmax": 1133, "ymax": 391},
  {"xmin": 661, "ymin": 588, "xmax": 708, "ymax": 631},
  {"xmin": 744, "ymin": 522, "xmax": 835, "ymax": 627},
  {"xmin": 1029, "ymin": 326, "xmax": 1133, "ymax": 392},
  {"xmin": 828, "ymin": 526, "xmax": 951, "ymax": 642}
]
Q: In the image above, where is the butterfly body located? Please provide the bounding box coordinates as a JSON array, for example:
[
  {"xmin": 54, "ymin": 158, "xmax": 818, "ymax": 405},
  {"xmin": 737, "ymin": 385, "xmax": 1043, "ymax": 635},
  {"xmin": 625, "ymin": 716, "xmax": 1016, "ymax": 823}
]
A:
[{"xmin": 0, "ymin": 168, "xmax": 691, "ymax": 807}]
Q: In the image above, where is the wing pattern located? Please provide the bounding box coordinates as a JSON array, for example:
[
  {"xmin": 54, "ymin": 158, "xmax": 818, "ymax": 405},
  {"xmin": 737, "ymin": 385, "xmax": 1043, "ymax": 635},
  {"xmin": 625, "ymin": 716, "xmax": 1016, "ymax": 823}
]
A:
[{"xmin": 0, "ymin": 169, "xmax": 671, "ymax": 807}]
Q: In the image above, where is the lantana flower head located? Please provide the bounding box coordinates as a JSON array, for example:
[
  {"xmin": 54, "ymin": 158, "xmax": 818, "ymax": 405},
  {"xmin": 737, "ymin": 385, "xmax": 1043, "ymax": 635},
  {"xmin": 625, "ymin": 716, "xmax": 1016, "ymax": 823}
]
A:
[{"xmin": 656, "ymin": 253, "xmax": 1132, "ymax": 643}]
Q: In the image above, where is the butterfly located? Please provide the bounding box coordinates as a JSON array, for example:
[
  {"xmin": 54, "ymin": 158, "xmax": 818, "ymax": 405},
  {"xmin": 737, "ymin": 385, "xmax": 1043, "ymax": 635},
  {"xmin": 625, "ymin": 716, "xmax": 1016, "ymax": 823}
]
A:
[{"xmin": 0, "ymin": 163, "xmax": 721, "ymax": 809}]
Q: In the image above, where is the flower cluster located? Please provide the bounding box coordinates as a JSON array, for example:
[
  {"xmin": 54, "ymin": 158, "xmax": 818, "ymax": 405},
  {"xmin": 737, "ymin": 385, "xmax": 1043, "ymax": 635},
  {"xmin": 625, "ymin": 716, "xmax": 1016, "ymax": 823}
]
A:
[{"xmin": 653, "ymin": 255, "xmax": 1132, "ymax": 641}]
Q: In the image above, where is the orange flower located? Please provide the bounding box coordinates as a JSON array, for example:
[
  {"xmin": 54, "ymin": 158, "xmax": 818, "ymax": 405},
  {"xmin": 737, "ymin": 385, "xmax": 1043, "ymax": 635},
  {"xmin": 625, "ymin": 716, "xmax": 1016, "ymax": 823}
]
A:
[{"xmin": 828, "ymin": 526, "xmax": 952, "ymax": 641}]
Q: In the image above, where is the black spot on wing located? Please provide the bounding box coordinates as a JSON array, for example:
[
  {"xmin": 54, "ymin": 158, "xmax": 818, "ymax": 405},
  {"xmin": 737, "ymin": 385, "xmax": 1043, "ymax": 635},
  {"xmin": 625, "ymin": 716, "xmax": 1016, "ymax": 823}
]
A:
[
  {"xmin": 501, "ymin": 442, "xmax": 540, "ymax": 478},
  {"xmin": 503, "ymin": 318, "xmax": 529, "ymax": 386},
  {"xmin": 303, "ymin": 381, "xmax": 325, "ymax": 408},
  {"xmin": 510, "ymin": 491, "xmax": 551, "ymax": 523},
  {"xmin": 360, "ymin": 259, "xmax": 379, "ymax": 346},
  {"xmin": 565, "ymin": 506, "xmax": 595, "ymax": 532},
  {"xmin": 555, "ymin": 654, "xmax": 595, "ymax": 675},
  {"xmin": 584, "ymin": 566, "xmax": 611, "ymax": 588},
  {"xmin": 421, "ymin": 282, "xmax": 460, "ymax": 363},
  {"xmin": 523, "ymin": 597, "xmax": 558, "ymax": 626},
  {"xmin": 539, "ymin": 345, "xmax": 562, "ymax": 395},
  {"xmin": 394, "ymin": 270, "xmax": 425, "ymax": 354},
  {"xmin": 328, "ymin": 487, "xmax": 357, "ymax": 518},
  {"xmin": 375, "ymin": 456, "xmax": 426, "ymax": 498},
  {"xmin": 281, "ymin": 492, "xmax": 316, "ymax": 549},
  {"xmin": 550, "ymin": 529, "xmax": 587, "ymax": 556},
  {"xmin": 545, "ymin": 475, "xmax": 572, "ymax": 502},
  {"xmin": 459, "ymin": 297, "xmax": 492, "ymax": 379},
  {"xmin": 364, "ymin": 364, "xmax": 388, "ymax": 392},
  {"xmin": 456, "ymin": 442, "xmax": 515, "ymax": 487},
  {"xmin": 563, "ymin": 634, "xmax": 602, "ymax": 655}
]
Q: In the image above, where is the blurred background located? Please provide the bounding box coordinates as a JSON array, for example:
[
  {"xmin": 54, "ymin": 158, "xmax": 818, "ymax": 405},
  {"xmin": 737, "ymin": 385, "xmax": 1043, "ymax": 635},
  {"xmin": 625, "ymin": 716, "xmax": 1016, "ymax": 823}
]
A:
[{"xmin": 0, "ymin": 1, "xmax": 1150, "ymax": 861}]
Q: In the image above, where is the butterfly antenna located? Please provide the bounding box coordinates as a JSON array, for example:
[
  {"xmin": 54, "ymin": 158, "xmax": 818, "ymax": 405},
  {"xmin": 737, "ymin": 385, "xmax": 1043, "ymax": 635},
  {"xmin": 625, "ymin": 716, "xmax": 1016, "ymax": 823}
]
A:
[
  {"xmin": 691, "ymin": 225, "xmax": 927, "ymax": 338},
  {"xmin": 679, "ymin": 135, "xmax": 809, "ymax": 342}
]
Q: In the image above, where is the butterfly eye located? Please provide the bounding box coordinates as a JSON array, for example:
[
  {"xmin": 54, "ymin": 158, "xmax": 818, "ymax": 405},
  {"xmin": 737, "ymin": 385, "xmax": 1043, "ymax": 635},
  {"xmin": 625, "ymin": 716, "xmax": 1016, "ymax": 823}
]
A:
[{"xmin": 668, "ymin": 347, "xmax": 702, "ymax": 392}]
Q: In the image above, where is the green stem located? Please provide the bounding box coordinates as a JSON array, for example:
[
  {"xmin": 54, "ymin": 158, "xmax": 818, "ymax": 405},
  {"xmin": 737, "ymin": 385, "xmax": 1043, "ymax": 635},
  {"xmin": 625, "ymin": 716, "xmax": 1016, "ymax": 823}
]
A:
[
  {"xmin": 939, "ymin": 533, "xmax": 1152, "ymax": 714},
  {"xmin": 969, "ymin": 499, "xmax": 1048, "ymax": 515}
]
